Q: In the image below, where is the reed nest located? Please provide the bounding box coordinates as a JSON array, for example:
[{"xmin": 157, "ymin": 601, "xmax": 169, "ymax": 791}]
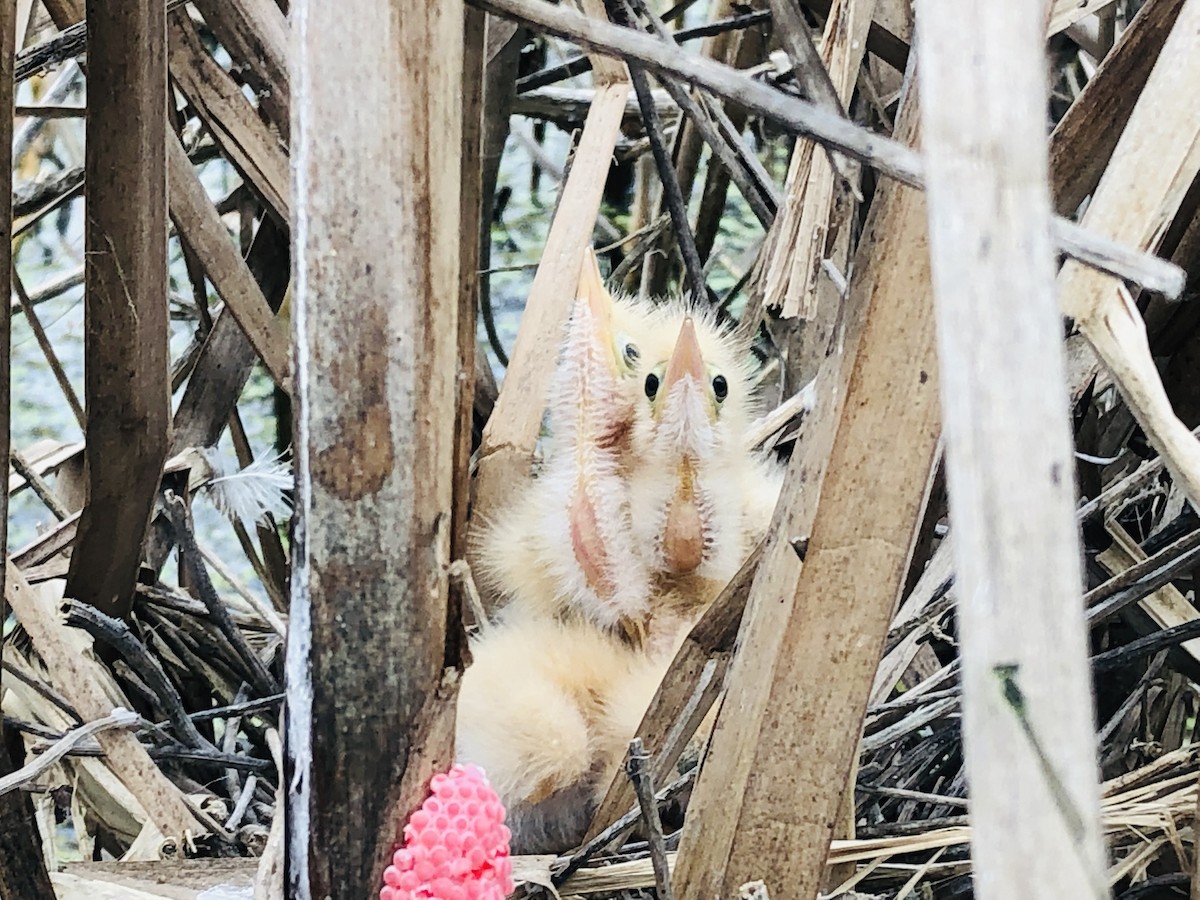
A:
[{"xmin": 2, "ymin": 0, "xmax": 1200, "ymax": 899}]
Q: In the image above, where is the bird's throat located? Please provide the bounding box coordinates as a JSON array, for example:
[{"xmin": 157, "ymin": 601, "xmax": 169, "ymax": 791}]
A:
[
  {"xmin": 569, "ymin": 486, "xmax": 615, "ymax": 600},
  {"xmin": 663, "ymin": 462, "xmax": 705, "ymax": 574}
]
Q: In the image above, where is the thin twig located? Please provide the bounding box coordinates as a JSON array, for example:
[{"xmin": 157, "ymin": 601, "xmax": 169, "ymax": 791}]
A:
[
  {"xmin": 197, "ymin": 539, "xmax": 287, "ymax": 637},
  {"xmin": 174, "ymin": 692, "xmax": 286, "ymax": 727},
  {"xmin": 8, "ymin": 448, "xmax": 70, "ymax": 521},
  {"xmin": 625, "ymin": 53, "xmax": 706, "ymax": 294},
  {"xmin": 625, "ymin": 0, "xmax": 778, "ymax": 226},
  {"xmin": 1, "ymin": 660, "xmax": 81, "ymax": 722},
  {"xmin": 625, "ymin": 738, "xmax": 675, "ymax": 900},
  {"xmin": 552, "ymin": 767, "xmax": 696, "ymax": 884},
  {"xmin": 163, "ymin": 490, "xmax": 280, "ymax": 697},
  {"xmin": 0, "ymin": 708, "xmax": 140, "ymax": 796},
  {"xmin": 469, "ymin": 0, "xmax": 1186, "ymax": 297},
  {"xmin": 12, "ymin": 260, "xmax": 86, "ymax": 433},
  {"xmin": 515, "ymin": 9, "xmax": 773, "ymax": 93}
]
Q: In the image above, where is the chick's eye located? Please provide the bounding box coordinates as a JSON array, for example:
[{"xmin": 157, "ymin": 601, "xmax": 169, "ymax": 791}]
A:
[
  {"xmin": 623, "ymin": 342, "xmax": 640, "ymax": 365},
  {"xmin": 713, "ymin": 375, "xmax": 729, "ymax": 402},
  {"xmin": 644, "ymin": 373, "xmax": 660, "ymax": 400}
]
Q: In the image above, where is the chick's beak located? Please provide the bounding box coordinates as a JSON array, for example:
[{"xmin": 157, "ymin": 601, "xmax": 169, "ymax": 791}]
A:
[
  {"xmin": 654, "ymin": 317, "xmax": 706, "ymax": 418},
  {"xmin": 576, "ymin": 246, "xmax": 621, "ymax": 376}
]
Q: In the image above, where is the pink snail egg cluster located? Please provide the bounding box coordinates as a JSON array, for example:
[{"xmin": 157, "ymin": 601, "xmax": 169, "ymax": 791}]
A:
[{"xmin": 381, "ymin": 764, "xmax": 514, "ymax": 900}]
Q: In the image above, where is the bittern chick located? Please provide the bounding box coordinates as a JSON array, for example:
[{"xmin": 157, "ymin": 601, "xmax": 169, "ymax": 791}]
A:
[{"xmin": 474, "ymin": 250, "xmax": 656, "ymax": 631}]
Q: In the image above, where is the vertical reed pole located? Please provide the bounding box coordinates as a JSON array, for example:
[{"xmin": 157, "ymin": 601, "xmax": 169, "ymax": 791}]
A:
[
  {"xmin": 65, "ymin": 0, "xmax": 171, "ymax": 619},
  {"xmin": 286, "ymin": 1, "xmax": 465, "ymax": 897},
  {"xmin": 918, "ymin": 2, "xmax": 1108, "ymax": 898},
  {"xmin": 0, "ymin": 1, "xmax": 55, "ymax": 891},
  {"xmin": 674, "ymin": 79, "xmax": 943, "ymax": 899}
]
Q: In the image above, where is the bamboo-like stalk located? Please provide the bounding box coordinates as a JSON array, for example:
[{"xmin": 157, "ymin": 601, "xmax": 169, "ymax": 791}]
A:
[
  {"xmin": 918, "ymin": 2, "xmax": 1108, "ymax": 898},
  {"xmin": 674, "ymin": 75, "xmax": 941, "ymax": 896},
  {"xmin": 285, "ymin": 0, "xmax": 464, "ymax": 895},
  {"xmin": 64, "ymin": 0, "xmax": 171, "ymax": 619}
]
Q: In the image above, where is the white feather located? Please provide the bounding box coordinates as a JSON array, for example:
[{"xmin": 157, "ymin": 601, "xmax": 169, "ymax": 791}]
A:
[{"xmin": 199, "ymin": 448, "xmax": 293, "ymax": 530}]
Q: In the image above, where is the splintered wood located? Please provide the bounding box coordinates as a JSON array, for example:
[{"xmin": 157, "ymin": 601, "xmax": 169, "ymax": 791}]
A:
[
  {"xmin": 65, "ymin": 0, "xmax": 170, "ymax": 619},
  {"xmin": 674, "ymin": 80, "xmax": 942, "ymax": 897},
  {"xmin": 286, "ymin": 0, "xmax": 464, "ymax": 897},
  {"xmin": 760, "ymin": 0, "xmax": 875, "ymax": 318},
  {"xmin": 1056, "ymin": 0, "xmax": 1200, "ymax": 511},
  {"xmin": 919, "ymin": 3, "xmax": 1108, "ymax": 900}
]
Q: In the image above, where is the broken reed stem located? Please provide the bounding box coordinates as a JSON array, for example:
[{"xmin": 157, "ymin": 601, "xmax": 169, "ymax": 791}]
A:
[
  {"xmin": 448, "ymin": 559, "xmax": 490, "ymax": 633},
  {"xmin": 1076, "ymin": 423, "xmax": 1200, "ymax": 523},
  {"xmin": 469, "ymin": 0, "xmax": 1186, "ymax": 298},
  {"xmin": 554, "ymin": 768, "xmax": 696, "ymax": 885},
  {"xmin": 764, "ymin": 0, "xmax": 856, "ymax": 186},
  {"xmin": 625, "ymin": 738, "xmax": 675, "ymax": 900},
  {"xmin": 1085, "ymin": 528, "xmax": 1200, "ymax": 625},
  {"xmin": 163, "ymin": 491, "xmax": 279, "ymax": 698},
  {"xmin": 62, "ymin": 600, "xmax": 214, "ymax": 752}
]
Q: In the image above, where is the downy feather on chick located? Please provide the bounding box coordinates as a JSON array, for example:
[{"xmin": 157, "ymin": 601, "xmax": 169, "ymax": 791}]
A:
[
  {"xmin": 454, "ymin": 615, "xmax": 675, "ymax": 854},
  {"xmin": 458, "ymin": 253, "xmax": 784, "ymax": 852},
  {"xmin": 474, "ymin": 249, "xmax": 656, "ymax": 631},
  {"xmin": 620, "ymin": 302, "xmax": 785, "ymax": 648}
]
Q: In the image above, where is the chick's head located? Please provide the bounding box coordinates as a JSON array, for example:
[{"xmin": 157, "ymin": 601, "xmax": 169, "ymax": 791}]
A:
[{"xmin": 625, "ymin": 301, "xmax": 765, "ymax": 588}]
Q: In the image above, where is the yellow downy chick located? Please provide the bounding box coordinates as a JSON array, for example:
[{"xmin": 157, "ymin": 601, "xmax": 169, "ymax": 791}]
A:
[
  {"xmin": 454, "ymin": 615, "xmax": 671, "ymax": 853},
  {"xmin": 474, "ymin": 250, "xmax": 656, "ymax": 630}
]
